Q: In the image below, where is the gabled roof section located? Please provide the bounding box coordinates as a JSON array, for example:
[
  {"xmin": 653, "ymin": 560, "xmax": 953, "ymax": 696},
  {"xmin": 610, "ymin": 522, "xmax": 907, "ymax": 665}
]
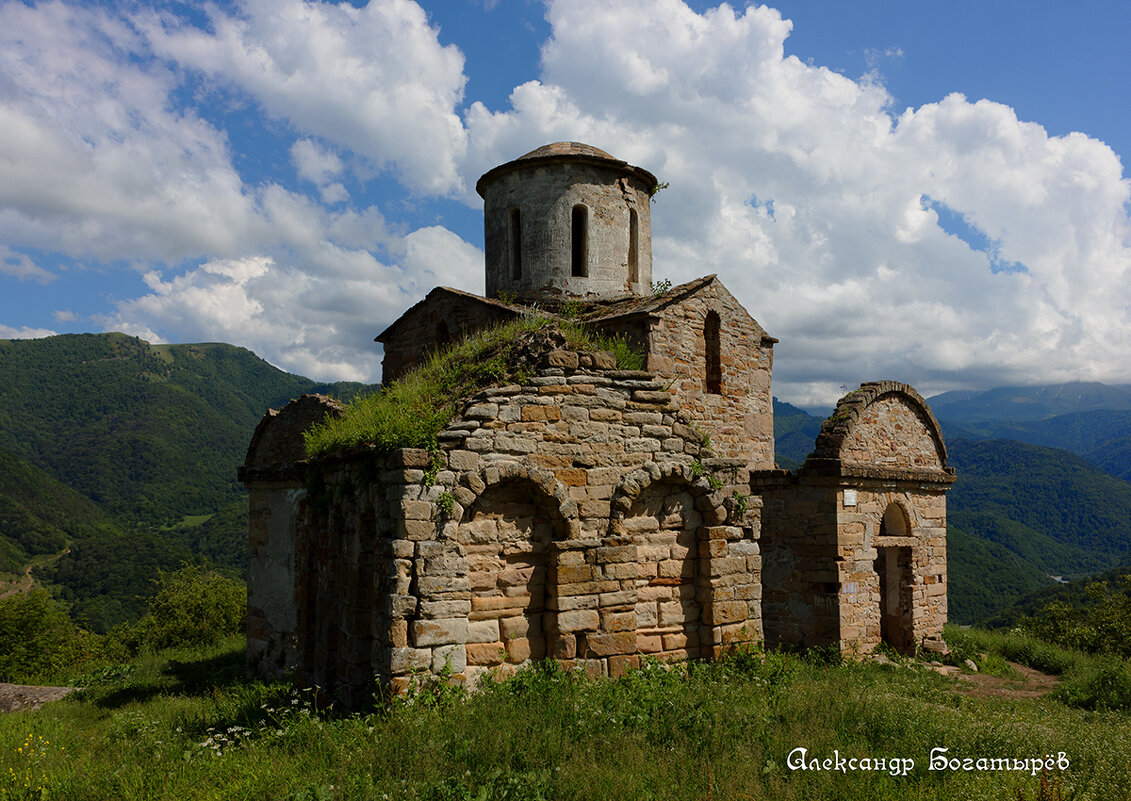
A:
[
  {"xmin": 374, "ymin": 287, "xmax": 523, "ymax": 343},
  {"xmin": 589, "ymin": 274, "xmax": 778, "ymax": 345},
  {"xmin": 803, "ymin": 380, "xmax": 954, "ymax": 482}
]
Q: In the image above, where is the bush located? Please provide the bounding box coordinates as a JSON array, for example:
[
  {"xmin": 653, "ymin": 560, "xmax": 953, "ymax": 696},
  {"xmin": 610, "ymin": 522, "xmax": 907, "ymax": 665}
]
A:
[
  {"xmin": 1018, "ymin": 577, "xmax": 1131, "ymax": 659},
  {"xmin": 0, "ymin": 588, "xmax": 102, "ymax": 682},
  {"xmin": 121, "ymin": 565, "xmax": 246, "ymax": 652},
  {"xmin": 1053, "ymin": 657, "xmax": 1131, "ymax": 712}
]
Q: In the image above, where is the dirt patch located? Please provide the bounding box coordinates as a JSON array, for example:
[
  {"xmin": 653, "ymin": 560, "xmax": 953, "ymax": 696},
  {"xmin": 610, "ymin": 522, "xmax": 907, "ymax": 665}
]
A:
[
  {"xmin": 954, "ymin": 662, "xmax": 1059, "ymax": 701},
  {"xmin": 0, "ymin": 683, "xmax": 76, "ymax": 713}
]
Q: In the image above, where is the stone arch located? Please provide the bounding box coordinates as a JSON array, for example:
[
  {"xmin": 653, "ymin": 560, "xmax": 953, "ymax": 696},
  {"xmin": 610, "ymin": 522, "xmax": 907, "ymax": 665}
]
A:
[
  {"xmin": 608, "ymin": 462, "xmax": 728, "ymax": 661},
  {"xmin": 449, "ymin": 462, "xmax": 579, "ymax": 540},
  {"xmin": 812, "ymin": 381, "xmax": 948, "ymax": 472},
  {"xmin": 879, "ymin": 500, "xmax": 912, "ymax": 538},
  {"xmin": 872, "ymin": 499, "xmax": 915, "ymax": 653},
  {"xmin": 607, "ymin": 461, "xmax": 727, "ymax": 533},
  {"xmin": 444, "ymin": 465, "xmax": 578, "ymax": 674}
]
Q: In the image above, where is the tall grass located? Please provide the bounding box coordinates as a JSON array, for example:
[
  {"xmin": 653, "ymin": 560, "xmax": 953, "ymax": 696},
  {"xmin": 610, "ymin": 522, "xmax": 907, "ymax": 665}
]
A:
[
  {"xmin": 945, "ymin": 624, "xmax": 1131, "ymax": 713},
  {"xmin": 304, "ymin": 314, "xmax": 644, "ymax": 458},
  {"xmin": 2, "ymin": 640, "xmax": 1128, "ymax": 800}
]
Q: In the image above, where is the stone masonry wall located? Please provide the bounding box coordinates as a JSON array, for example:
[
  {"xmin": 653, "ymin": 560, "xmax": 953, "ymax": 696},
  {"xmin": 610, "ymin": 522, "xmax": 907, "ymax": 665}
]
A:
[
  {"xmin": 644, "ymin": 281, "xmax": 775, "ymax": 468},
  {"xmin": 755, "ymin": 384, "xmax": 951, "ymax": 656},
  {"xmin": 839, "ymin": 394, "xmax": 944, "ymax": 472},
  {"xmin": 754, "ymin": 479, "xmax": 842, "ymax": 650},
  {"xmin": 481, "ymin": 162, "xmax": 653, "ymax": 300},
  {"xmin": 286, "ymin": 348, "xmax": 762, "ymax": 705},
  {"xmin": 834, "ymin": 484, "xmax": 948, "ymax": 654},
  {"xmin": 379, "ymin": 292, "xmax": 516, "ymax": 383}
]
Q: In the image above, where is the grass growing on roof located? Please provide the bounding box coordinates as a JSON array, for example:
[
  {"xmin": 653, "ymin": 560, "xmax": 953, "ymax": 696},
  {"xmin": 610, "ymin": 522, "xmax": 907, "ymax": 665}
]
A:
[{"xmin": 303, "ymin": 313, "xmax": 644, "ymax": 458}]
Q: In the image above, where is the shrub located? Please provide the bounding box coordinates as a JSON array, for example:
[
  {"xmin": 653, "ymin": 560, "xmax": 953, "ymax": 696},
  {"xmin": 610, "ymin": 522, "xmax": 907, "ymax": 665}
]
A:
[
  {"xmin": 122, "ymin": 565, "xmax": 246, "ymax": 651},
  {"xmin": 0, "ymin": 588, "xmax": 102, "ymax": 682},
  {"xmin": 1053, "ymin": 657, "xmax": 1131, "ymax": 712}
]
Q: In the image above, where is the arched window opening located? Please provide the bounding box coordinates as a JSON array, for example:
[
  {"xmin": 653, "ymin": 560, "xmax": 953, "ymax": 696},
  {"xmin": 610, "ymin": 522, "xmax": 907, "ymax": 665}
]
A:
[
  {"xmin": 571, "ymin": 205, "xmax": 588, "ymax": 277},
  {"xmin": 628, "ymin": 208, "xmax": 639, "ymax": 284},
  {"xmin": 509, "ymin": 207, "xmax": 522, "ymax": 280},
  {"xmin": 879, "ymin": 503, "xmax": 910, "ymax": 537},
  {"xmin": 705, "ymin": 311, "xmax": 722, "ymax": 394}
]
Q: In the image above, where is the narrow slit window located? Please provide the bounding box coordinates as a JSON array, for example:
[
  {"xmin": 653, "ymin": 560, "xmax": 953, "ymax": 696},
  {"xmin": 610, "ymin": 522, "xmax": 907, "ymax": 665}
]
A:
[
  {"xmin": 705, "ymin": 311, "xmax": 722, "ymax": 394},
  {"xmin": 628, "ymin": 208, "xmax": 639, "ymax": 284},
  {"xmin": 571, "ymin": 204, "xmax": 588, "ymax": 277},
  {"xmin": 509, "ymin": 207, "xmax": 522, "ymax": 280}
]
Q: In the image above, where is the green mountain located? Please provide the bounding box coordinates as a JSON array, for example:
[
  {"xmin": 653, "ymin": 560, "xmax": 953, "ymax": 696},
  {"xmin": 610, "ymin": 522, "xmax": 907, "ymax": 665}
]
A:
[
  {"xmin": 946, "ymin": 438, "xmax": 1131, "ymax": 567},
  {"xmin": 772, "ymin": 398, "xmax": 823, "ymax": 468},
  {"xmin": 0, "ymin": 447, "xmax": 124, "ymax": 575},
  {"xmin": 981, "ymin": 562, "xmax": 1131, "ymax": 630},
  {"xmin": 940, "ymin": 410, "xmax": 1131, "ymax": 482},
  {"xmin": 0, "ymin": 333, "xmax": 344, "ymax": 527},
  {"xmin": 0, "ymin": 332, "xmax": 376, "ymax": 629}
]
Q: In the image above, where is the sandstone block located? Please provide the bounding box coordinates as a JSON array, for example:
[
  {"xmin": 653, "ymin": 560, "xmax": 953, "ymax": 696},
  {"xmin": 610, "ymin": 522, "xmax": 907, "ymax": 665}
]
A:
[
  {"xmin": 432, "ymin": 644, "xmax": 466, "ymax": 674},
  {"xmin": 412, "ymin": 618, "xmax": 468, "ymax": 646},
  {"xmin": 466, "ymin": 642, "xmax": 506, "ymax": 666},
  {"xmin": 581, "ymin": 631, "xmax": 635, "ymax": 657},
  {"xmin": 389, "ymin": 448, "xmax": 432, "ymax": 468},
  {"xmin": 522, "ymin": 405, "xmax": 561, "ymax": 422},
  {"xmin": 468, "ymin": 619, "xmax": 501, "ymax": 643},
  {"xmin": 547, "ymin": 349, "xmax": 580, "ymax": 369},
  {"xmin": 557, "ymin": 609, "xmax": 600, "ymax": 633},
  {"xmin": 390, "ymin": 647, "xmax": 431, "ymax": 673},
  {"xmin": 608, "ymin": 654, "xmax": 640, "ymax": 678},
  {"xmin": 465, "ymin": 403, "xmax": 499, "ymax": 420}
]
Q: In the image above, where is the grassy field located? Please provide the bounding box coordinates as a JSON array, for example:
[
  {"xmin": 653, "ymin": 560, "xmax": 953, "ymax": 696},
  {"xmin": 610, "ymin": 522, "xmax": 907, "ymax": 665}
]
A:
[{"xmin": 1, "ymin": 633, "xmax": 1129, "ymax": 801}]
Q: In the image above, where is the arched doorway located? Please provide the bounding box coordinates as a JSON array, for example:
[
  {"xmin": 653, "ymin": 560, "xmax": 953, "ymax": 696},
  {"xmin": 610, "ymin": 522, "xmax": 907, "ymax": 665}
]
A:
[{"xmin": 874, "ymin": 503, "xmax": 913, "ymax": 653}]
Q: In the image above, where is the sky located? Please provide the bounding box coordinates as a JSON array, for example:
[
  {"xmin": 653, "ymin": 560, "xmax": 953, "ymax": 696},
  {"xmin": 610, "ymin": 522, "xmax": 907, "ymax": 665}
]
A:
[{"xmin": 1, "ymin": 0, "xmax": 1128, "ymax": 408}]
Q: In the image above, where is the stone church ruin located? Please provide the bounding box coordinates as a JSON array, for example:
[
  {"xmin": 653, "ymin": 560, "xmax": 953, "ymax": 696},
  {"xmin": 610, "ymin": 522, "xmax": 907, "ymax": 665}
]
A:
[{"xmin": 240, "ymin": 142, "xmax": 955, "ymax": 707}]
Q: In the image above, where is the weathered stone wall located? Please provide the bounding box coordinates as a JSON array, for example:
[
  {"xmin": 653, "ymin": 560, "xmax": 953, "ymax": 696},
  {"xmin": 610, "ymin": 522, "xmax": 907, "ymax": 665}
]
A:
[
  {"xmin": 241, "ymin": 395, "xmax": 343, "ymax": 678},
  {"xmin": 754, "ymin": 478, "xmax": 842, "ymax": 650},
  {"xmin": 267, "ymin": 350, "xmax": 761, "ymax": 705},
  {"xmin": 839, "ymin": 395, "xmax": 944, "ymax": 472},
  {"xmin": 754, "ymin": 382, "xmax": 952, "ymax": 656},
  {"xmin": 644, "ymin": 281, "xmax": 775, "ymax": 468},
  {"xmin": 378, "ymin": 290, "xmax": 517, "ymax": 383},
  {"xmin": 834, "ymin": 485, "xmax": 947, "ymax": 653},
  {"xmin": 480, "ymin": 162, "xmax": 653, "ymax": 301},
  {"xmin": 245, "ymin": 486, "xmax": 304, "ymax": 676}
]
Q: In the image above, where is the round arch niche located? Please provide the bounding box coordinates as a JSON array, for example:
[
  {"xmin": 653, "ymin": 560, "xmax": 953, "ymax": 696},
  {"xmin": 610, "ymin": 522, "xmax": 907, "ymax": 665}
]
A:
[
  {"xmin": 454, "ymin": 478, "xmax": 564, "ymax": 670},
  {"xmin": 879, "ymin": 502, "xmax": 911, "ymax": 538}
]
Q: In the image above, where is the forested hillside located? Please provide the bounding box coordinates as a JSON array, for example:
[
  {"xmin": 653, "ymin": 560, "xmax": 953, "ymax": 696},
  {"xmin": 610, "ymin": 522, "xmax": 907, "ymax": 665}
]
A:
[
  {"xmin": 0, "ymin": 333, "xmax": 376, "ymax": 629},
  {"xmin": 0, "ymin": 447, "xmax": 124, "ymax": 574}
]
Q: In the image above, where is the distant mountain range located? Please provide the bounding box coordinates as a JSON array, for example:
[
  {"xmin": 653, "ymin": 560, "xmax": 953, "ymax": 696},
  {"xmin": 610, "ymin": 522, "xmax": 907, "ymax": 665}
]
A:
[{"xmin": 2, "ymin": 334, "xmax": 1129, "ymax": 629}]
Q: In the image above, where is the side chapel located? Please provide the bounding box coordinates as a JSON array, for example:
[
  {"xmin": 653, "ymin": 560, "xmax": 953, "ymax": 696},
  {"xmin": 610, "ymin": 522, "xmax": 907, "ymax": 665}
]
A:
[{"xmin": 240, "ymin": 142, "xmax": 954, "ymax": 707}]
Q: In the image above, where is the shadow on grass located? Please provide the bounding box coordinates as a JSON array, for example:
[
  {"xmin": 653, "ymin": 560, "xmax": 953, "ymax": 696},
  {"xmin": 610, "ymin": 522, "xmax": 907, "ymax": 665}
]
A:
[{"xmin": 86, "ymin": 644, "xmax": 246, "ymax": 709}]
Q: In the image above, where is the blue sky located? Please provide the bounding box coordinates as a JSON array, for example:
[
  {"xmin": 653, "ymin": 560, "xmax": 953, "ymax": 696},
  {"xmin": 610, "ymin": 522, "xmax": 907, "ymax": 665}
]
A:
[{"xmin": 1, "ymin": 0, "xmax": 1128, "ymax": 406}]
